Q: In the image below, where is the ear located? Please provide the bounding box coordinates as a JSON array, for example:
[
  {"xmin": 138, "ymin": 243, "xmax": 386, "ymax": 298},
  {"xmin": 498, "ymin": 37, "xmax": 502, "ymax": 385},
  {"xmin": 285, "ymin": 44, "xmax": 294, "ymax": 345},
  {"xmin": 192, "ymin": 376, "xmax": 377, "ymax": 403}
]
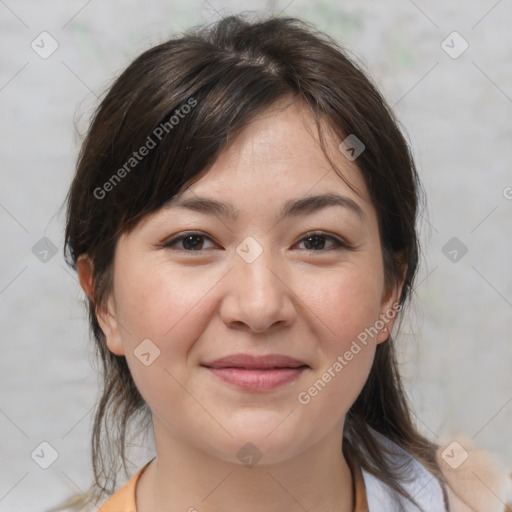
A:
[
  {"xmin": 375, "ymin": 258, "xmax": 407, "ymax": 344},
  {"xmin": 76, "ymin": 255, "xmax": 125, "ymax": 356}
]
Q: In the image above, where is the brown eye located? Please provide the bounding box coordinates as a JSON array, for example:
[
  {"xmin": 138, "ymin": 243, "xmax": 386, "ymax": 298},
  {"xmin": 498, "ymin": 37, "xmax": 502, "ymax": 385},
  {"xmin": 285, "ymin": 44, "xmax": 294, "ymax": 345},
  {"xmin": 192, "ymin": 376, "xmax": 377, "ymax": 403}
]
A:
[
  {"xmin": 295, "ymin": 233, "xmax": 349, "ymax": 251},
  {"xmin": 162, "ymin": 233, "xmax": 217, "ymax": 252}
]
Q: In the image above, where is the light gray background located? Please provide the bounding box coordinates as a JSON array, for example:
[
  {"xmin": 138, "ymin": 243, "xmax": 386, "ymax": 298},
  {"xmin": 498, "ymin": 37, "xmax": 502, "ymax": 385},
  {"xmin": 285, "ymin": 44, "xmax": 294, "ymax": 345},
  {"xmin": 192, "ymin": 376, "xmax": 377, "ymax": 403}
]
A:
[{"xmin": 1, "ymin": 1, "xmax": 511, "ymax": 510}]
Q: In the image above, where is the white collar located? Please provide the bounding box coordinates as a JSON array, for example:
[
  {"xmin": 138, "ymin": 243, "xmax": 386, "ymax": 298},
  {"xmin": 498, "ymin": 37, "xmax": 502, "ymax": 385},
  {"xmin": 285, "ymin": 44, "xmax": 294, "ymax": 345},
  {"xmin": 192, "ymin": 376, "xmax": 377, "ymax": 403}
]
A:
[{"xmin": 359, "ymin": 434, "xmax": 447, "ymax": 511}]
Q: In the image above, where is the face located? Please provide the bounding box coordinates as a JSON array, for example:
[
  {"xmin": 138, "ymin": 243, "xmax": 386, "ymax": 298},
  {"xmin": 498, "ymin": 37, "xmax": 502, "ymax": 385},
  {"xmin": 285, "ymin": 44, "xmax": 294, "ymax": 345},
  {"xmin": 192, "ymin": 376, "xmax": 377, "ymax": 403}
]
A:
[{"xmin": 79, "ymin": 98, "xmax": 403, "ymax": 465}]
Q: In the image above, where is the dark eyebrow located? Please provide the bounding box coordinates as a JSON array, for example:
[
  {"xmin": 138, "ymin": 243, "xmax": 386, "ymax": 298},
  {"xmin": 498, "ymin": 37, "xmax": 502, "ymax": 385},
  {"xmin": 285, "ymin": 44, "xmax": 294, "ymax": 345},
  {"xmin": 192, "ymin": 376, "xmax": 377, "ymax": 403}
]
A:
[{"xmin": 164, "ymin": 193, "xmax": 364, "ymax": 221}]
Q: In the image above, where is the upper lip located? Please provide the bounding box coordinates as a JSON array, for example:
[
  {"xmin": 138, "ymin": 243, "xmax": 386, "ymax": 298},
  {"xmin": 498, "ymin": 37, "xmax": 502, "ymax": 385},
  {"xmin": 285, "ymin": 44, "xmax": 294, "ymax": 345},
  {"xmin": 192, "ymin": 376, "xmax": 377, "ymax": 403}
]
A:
[{"xmin": 201, "ymin": 353, "xmax": 309, "ymax": 370}]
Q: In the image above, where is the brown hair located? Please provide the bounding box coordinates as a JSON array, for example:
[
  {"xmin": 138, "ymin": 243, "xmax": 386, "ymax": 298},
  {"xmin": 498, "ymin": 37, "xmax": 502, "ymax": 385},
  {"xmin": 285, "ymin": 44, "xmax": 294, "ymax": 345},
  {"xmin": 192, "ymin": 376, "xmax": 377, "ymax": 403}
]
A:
[{"xmin": 62, "ymin": 12, "xmax": 449, "ymax": 511}]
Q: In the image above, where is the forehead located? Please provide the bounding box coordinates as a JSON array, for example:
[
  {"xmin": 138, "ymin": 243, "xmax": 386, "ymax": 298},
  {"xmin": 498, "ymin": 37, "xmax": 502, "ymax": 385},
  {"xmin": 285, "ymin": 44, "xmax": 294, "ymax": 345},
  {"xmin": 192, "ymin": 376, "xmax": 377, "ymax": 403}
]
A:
[
  {"xmin": 173, "ymin": 98, "xmax": 373, "ymax": 215},
  {"xmin": 128, "ymin": 98, "xmax": 378, "ymax": 237}
]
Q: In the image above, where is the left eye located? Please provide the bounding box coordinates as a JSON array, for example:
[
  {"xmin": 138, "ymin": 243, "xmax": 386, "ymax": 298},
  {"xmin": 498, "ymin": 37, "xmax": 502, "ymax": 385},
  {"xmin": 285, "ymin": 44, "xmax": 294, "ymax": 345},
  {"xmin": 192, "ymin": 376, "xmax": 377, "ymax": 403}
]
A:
[{"xmin": 294, "ymin": 233, "xmax": 345, "ymax": 251}]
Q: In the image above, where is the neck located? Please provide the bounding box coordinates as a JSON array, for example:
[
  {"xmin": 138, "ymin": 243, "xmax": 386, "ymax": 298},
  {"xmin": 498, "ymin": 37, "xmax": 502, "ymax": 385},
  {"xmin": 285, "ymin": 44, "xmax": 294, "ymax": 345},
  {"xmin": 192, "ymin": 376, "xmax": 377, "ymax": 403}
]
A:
[{"xmin": 138, "ymin": 415, "xmax": 354, "ymax": 512}]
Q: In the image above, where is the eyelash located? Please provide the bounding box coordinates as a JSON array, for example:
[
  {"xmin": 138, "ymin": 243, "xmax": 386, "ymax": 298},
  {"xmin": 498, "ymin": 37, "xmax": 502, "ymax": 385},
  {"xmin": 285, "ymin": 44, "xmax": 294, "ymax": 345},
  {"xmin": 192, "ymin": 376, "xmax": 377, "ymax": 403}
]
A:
[{"xmin": 161, "ymin": 231, "xmax": 352, "ymax": 253}]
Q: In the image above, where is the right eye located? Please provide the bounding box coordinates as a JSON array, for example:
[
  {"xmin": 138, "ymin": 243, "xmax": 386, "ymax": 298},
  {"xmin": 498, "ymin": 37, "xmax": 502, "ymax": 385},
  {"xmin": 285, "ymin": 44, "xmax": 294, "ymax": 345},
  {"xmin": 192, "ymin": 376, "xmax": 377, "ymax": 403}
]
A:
[{"xmin": 161, "ymin": 232, "xmax": 218, "ymax": 252}]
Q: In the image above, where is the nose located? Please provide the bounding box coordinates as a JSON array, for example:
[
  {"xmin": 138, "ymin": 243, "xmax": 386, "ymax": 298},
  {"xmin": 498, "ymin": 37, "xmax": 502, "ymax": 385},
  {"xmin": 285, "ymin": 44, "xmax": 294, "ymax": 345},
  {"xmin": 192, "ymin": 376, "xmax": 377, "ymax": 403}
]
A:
[{"xmin": 219, "ymin": 244, "xmax": 296, "ymax": 333}]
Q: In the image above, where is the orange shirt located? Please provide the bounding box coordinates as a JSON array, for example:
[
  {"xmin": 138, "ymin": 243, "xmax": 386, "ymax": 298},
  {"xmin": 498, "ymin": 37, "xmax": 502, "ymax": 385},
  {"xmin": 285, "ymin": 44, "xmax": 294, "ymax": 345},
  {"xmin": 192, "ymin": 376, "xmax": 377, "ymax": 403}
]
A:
[
  {"xmin": 98, "ymin": 459, "xmax": 151, "ymax": 512},
  {"xmin": 98, "ymin": 450, "xmax": 369, "ymax": 512}
]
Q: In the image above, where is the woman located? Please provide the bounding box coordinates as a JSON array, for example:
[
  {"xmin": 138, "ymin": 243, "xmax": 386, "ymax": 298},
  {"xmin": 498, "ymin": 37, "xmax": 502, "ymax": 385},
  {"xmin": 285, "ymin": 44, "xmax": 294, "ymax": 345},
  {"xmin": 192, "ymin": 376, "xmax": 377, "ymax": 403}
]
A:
[{"xmin": 60, "ymin": 13, "xmax": 511, "ymax": 512}]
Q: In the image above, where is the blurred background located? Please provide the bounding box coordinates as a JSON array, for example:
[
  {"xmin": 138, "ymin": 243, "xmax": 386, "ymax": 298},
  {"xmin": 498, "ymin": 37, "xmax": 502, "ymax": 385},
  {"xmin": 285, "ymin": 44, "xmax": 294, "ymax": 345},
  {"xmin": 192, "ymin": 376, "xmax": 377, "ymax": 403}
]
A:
[{"xmin": 1, "ymin": 0, "xmax": 511, "ymax": 510}]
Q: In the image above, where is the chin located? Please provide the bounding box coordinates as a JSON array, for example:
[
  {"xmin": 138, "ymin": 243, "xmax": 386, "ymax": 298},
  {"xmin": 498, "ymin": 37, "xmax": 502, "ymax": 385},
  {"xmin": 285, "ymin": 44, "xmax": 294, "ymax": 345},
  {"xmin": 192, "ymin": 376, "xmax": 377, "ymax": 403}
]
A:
[{"xmin": 203, "ymin": 422, "xmax": 308, "ymax": 466}]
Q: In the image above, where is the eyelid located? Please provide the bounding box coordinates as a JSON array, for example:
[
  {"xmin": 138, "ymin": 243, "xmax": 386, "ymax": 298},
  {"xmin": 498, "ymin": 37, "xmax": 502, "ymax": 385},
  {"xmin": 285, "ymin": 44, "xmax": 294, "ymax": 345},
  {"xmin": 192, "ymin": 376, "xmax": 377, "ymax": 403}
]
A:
[
  {"xmin": 294, "ymin": 231, "xmax": 354, "ymax": 251},
  {"xmin": 160, "ymin": 231, "xmax": 219, "ymax": 251}
]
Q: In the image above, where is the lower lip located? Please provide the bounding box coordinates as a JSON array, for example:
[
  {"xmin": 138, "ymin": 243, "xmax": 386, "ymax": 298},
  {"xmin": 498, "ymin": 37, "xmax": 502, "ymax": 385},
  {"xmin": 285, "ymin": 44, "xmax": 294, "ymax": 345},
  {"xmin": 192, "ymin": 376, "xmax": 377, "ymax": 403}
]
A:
[{"xmin": 204, "ymin": 367, "xmax": 307, "ymax": 391}]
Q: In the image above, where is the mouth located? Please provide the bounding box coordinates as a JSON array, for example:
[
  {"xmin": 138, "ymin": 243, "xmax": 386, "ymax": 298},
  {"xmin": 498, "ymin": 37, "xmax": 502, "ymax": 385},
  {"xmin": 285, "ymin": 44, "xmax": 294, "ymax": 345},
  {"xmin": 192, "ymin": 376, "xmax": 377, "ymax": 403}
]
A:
[
  {"xmin": 201, "ymin": 353, "xmax": 309, "ymax": 391},
  {"xmin": 201, "ymin": 353, "xmax": 309, "ymax": 370}
]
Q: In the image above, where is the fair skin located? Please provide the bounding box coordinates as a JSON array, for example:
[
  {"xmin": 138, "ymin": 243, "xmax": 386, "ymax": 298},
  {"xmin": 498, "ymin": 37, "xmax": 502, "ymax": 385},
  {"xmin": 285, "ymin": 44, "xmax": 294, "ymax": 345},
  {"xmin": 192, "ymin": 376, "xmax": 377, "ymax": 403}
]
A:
[{"xmin": 78, "ymin": 98, "xmax": 404, "ymax": 512}]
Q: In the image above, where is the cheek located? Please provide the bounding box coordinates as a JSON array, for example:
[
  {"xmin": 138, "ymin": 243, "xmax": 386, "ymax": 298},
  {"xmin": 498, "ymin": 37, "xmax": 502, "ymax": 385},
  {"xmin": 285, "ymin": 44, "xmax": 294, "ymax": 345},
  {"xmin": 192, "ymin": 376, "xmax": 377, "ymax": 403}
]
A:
[
  {"xmin": 299, "ymin": 261, "xmax": 384, "ymax": 346},
  {"xmin": 111, "ymin": 260, "xmax": 225, "ymax": 393},
  {"xmin": 114, "ymin": 259, "xmax": 220, "ymax": 343},
  {"xmin": 293, "ymin": 262, "xmax": 383, "ymax": 399}
]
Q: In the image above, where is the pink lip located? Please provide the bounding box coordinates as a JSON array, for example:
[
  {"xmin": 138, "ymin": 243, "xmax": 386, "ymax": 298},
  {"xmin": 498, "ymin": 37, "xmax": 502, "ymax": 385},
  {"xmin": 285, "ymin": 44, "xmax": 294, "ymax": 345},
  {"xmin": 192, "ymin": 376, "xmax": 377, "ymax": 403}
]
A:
[
  {"xmin": 205, "ymin": 367, "xmax": 307, "ymax": 391},
  {"xmin": 201, "ymin": 353, "xmax": 309, "ymax": 391},
  {"xmin": 202, "ymin": 353, "xmax": 308, "ymax": 369}
]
